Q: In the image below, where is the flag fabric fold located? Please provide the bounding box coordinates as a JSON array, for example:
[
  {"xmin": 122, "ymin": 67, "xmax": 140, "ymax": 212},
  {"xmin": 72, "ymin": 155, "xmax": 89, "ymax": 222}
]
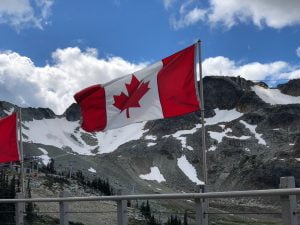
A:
[
  {"xmin": 0, "ymin": 113, "xmax": 19, "ymax": 163},
  {"xmin": 74, "ymin": 44, "xmax": 200, "ymax": 132}
]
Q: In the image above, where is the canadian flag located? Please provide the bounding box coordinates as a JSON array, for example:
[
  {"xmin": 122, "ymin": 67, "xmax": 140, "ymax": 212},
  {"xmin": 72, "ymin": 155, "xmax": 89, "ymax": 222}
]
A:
[
  {"xmin": 0, "ymin": 113, "xmax": 20, "ymax": 163},
  {"xmin": 74, "ymin": 44, "xmax": 200, "ymax": 132}
]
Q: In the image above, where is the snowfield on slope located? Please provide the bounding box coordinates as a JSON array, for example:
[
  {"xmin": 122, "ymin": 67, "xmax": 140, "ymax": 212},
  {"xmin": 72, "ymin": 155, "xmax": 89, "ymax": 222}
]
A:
[
  {"xmin": 177, "ymin": 155, "xmax": 204, "ymax": 185},
  {"xmin": 205, "ymin": 108, "xmax": 243, "ymax": 125},
  {"xmin": 208, "ymin": 128, "xmax": 251, "ymax": 144},
  {"xmin": 23, "ymin": 118, "xmax": 147, "ymax": 155},
  {"xmin": 165, "ymin": 108, "xmax": 243, "ymax": 150},
  {"xmin": 38, "ymin": 147, "xmax": 51, "ymax": 165},
  {"xmin": 240, "ymin": 120, "xmax": 266, "ymax": 145},
  {"xmin": 252, "ymin": 85, "xmax": 300, "ymax": 105},
  {"xmin": 139, "ymin": 166, "xmax": 166, "ymax": 183}
]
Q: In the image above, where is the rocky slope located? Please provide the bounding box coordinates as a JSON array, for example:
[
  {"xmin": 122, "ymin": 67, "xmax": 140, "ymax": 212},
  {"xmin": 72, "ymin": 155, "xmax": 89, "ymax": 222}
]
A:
[{"xmin": 1, "ymin": 76, "xmax": 299, "ymax": 195}]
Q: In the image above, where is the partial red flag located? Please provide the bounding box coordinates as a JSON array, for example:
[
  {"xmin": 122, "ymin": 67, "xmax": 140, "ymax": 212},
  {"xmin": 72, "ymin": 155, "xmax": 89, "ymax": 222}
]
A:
[
  {"xmin": 74, "ymin": 44, "xmax": 200, "ymax": 132},
  {"xmin": 0, "ymin": 113, "xmax": 20, "ymax": 163}
]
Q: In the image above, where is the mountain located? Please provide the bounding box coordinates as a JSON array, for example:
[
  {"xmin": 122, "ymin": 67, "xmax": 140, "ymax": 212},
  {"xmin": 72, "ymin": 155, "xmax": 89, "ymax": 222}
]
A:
[{"xmin": 1, "ymin": 76, "xmax": 300, "ymax": 195}]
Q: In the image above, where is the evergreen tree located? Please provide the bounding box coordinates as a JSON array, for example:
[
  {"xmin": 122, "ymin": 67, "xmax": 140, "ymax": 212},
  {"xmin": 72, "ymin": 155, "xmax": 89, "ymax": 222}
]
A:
[
  {"xmin": 0, "ymin": 170, "xmax": 17, "ymax": 224},
  {"xmin": 48, "ymin": 158, "xmax": 56, "ymax": 174},
  {"xmin": 165, "ymin": 215, "xmax": 182, "ymax": 225},
  {"xmin": 183, "ymin": 211, "xmax": 188, "ymax": 225},
  {"xmin": 25, "ymin": 178, "xmax": 36, "ymax": 222}
]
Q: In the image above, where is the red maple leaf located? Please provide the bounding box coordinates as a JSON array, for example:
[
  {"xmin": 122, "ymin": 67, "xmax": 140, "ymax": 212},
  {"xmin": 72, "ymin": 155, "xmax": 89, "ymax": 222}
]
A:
[{"xmin": 113, "ymin": 75, "xmax": 150, "ymax": 118}]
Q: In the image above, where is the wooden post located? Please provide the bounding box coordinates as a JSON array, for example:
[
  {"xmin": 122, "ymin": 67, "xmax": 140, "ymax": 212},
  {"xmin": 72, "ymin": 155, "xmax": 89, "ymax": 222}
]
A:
[
  {"xmin": 195, "ymin": 185, "xmax": 208, "ymax": 225},
  {"xmin": 280, "ymin": 176, "xmax": 298, "ymax": 225},
  {"xmin": 59, "ymin": 191, "xmax": 70, "ymax": 225},
  {"xmin": 15, "ymin": 192, "xmax": 24, "ymax": 225},
  {"xmin": 117, "ymin": 190, "xmax": 128, "ymax": 225}
]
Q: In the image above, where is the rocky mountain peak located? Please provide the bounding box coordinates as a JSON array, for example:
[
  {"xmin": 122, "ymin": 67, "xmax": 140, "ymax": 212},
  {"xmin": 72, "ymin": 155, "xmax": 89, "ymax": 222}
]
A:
[
  {"xmin": 0, "ymin": 77, "xmax": 299, "ymax": 195},
  {"xmin": 278, "ymin": 79, "xmax": 300, "ymax": 96}
]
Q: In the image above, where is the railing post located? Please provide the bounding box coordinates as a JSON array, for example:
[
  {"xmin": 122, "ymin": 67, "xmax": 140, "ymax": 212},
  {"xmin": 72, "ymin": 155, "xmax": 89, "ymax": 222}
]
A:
[
  {"xmin": 15, "ymin": 192, "xmax": 24, "ymax": 225},
  {"xmin": 117, "ymin": 190, "xmax": 128, "ymax": 225},
  {"xmin": 280, "ymin": 176, "xmax": 298, "ymax": 225},
  {"xmin": 195, "ymin": 185, "xmax": 208, "ymax": 225},
  {"xmin": 59, "ymin": 191, "xmax": 70, "ymax": 225}
]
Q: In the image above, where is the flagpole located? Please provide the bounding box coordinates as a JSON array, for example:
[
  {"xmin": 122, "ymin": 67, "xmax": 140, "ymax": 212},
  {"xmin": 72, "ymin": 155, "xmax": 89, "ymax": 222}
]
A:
[
  {"xmin": 18, "ymin": 108, "xmax": 24, "ymax": 193},
  {"xmin": 197, "ymin": 40, "xmax": 208, "ymax": 184}
]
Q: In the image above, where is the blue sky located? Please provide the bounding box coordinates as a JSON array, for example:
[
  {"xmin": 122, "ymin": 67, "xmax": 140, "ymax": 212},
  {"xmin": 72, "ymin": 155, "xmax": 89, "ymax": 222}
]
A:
[{"xmin": 0, "ymin": 0, "xmax": 299, "ymax": 114}]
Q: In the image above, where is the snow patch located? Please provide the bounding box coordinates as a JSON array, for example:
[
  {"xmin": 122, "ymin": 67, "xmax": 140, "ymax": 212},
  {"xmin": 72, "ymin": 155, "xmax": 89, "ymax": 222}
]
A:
[
  {"xmin": 4, "ymin": 107, "xmax": 14, "ymax": 115},
  {"xmin": 205, "ymin": 108, "xmax": 243, "ymax": 125},
  {"xmin": 38, "ymin": 147, "xmax": 50, "ymax": 165},
  {"xmin": 208, "ymin": 128, "xmax": 251, "ymax": 144},
  {"xmin": 88, "ymin": 167, "xmax": 96, "ymax": 173},
  {"xmin": 252, "ymin": 86, "xmax": 300, "ymax": 105},
  {"xmin": 219, "ymin": 125, "xmax": 225, "ymax": 129},
  {"xmin": 177, "ymin": 155, "xmax": 204, "ymax": 185},
  {"xmin": 244, "ymin": 148, "xmax": 250, "ymax": 152},
  {"xmin": 208, "ymin": 145, "xmax": 217, "ymax": 151},
  {"xmin": 164, "ymin": 125, "xmax": 199, "ymax": 150},
  {"xmin": 23, "ymin": 118, "xmax": 147, "ymax": 155},
  {"xmin": 162, "ymin": 108, "xmax": 243, "ymax": 150},
  {"xmin": 145, "ymin": 135, "xmax": 157, "ymax": 141},
  {"xmin": 139, "ymin": 167, "xmax": 166, "ymax": 183},
  {"xmin": 147, "ymin": 143, "xmax": 157, "ymax": 147},
  {"xmin": 96, "ymin": 122, "xmax": 147, "ymax": 154},
  {"xmin": 240, "ymin": 120, "xmax": 266, "ymax": 145},
  {"xmin": 208, "ymin": 131, "xmax": 225, "ymax": 143},
  {"xmin": 24, "ymin": 118, "xmax": 95, "ymax": 155},
  {"xmin": 186, "ymin": 146, "xmax": 194, "ymax": 150}
]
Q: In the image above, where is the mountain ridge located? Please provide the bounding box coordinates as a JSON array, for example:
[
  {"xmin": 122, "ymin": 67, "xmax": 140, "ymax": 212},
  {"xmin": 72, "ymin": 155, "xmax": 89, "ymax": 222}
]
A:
[{"xmin": 0, "ymin": 76, "xmax": 299, "ymax": 194}]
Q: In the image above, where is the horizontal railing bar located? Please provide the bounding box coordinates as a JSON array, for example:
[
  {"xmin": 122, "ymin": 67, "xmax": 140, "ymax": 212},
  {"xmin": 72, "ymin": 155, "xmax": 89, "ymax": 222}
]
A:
[
  {"xmin": 35, "ymin": 211, "xmax": 117, "ymax": 214},
  {"xmin": 206, "ymin": 212, "xmax": 281, "ymax": 215},
  {"xmin": 152, "ymin": 211, "xmax": 195, "ymax": 215},
  {"xmin": 66, "ymin": 211, "xmax": 118, "ymax": 214},
  {"xmin": 1, "ymin": 188, "xmax": 300, "ymax": 203},
  {"xmin": 33, "ymin": 211, "xmax": 59, "ymax": 214}
]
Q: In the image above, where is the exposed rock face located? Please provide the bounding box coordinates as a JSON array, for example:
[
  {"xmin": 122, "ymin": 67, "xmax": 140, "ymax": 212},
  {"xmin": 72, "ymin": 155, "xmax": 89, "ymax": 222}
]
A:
[
  {"xmin": 64, "ymin": 103, "xmax": 81, "ymax": 121},
  {"xmin": 278, "ymin": 79, "xmax": 300, "ymax": 96},
  {"xmin": 0, "ymin": 76, "xmax": 299, "ymax": 195}
]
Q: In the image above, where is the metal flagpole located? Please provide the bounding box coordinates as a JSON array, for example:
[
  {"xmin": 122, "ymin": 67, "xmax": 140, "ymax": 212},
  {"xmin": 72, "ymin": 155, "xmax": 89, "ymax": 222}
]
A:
[
  {"xmin": 197, "ymin": 40, "xmax": 207, "ymax": 184},
  {"xmin": 18, "ymin": 108, "xmax": 24, "ymax": 193}
]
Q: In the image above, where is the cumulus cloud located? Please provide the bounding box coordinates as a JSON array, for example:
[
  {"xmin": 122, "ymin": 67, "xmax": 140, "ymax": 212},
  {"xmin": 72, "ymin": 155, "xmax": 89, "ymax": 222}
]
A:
[
  {"xmin": 167, "ymin": 0, "xmax": 207, "ymax": 29},
  {"xmin": 0, "ymin": 47, "xmax": 146, "ymax": 114},
  {"xmin": 0, "ymin": 47, "xmax": 299, "ymax": 115},
  {"xmin": 202, "ymin": 56, "xmax": 299, "ymax": 81},
  {"xmin": 0, "ymin": 0, "xmax": 54, "ymax": 30},
  {"xmin": 171, "ymin": 7, "xmax": 206, "ymax": 30},
  {"xmin": 208, "ymin": 0, "xmax": 300, "ymax": 29},
  {"xmin": 296, "ymin": 46, "xmax": 300, "ymax": 58},
  {"xmin": 165, "ymin": 0, "xmax": 300, "ymax": 29}
]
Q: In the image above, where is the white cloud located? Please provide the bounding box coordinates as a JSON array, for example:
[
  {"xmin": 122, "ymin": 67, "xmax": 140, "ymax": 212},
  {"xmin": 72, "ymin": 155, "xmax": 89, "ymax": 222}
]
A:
[
  {"xmin": 163, "ymin": 0, "xmax": 176, "ymax": 9},
  {"xmin": 202, "ymin": 56, "xmax": 299, "ymax": 81},
  {"xmin": 0, "ymin": 47, "xmax": 299, "ymax": 115},
  {"xmin": 208, "ymin": 0, "xmax": 300, "ymax": 29},
  {"xmin": 164, "ymin": 0, "xmax": 300, "ymax": 29},
  {"xmin": 0, "ymin": 0, "xmax": 54, "ymax": 30},
  {"xmin": 171, "ymin": 7, "xmax": 206, "ymax": 30},
  {"xmin": 0, "ymin": 47, "xmax": 146, "ymax": 114},
  {"xmin": 296, "ymin": 46, "xmax": 300, "ymax": 58}
]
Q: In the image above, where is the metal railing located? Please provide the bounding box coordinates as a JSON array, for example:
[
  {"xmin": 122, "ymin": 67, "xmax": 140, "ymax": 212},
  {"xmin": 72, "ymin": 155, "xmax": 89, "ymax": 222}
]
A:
[{"xmin": 0, "ymin": 176, "xmax": 299, "ymax": 225}]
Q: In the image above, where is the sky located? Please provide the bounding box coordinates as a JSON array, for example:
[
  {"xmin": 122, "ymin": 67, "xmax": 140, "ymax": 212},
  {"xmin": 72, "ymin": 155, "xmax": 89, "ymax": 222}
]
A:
[{"xmin": 0, "ymin": 0, "xmax": 299, "ymax": 114}]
